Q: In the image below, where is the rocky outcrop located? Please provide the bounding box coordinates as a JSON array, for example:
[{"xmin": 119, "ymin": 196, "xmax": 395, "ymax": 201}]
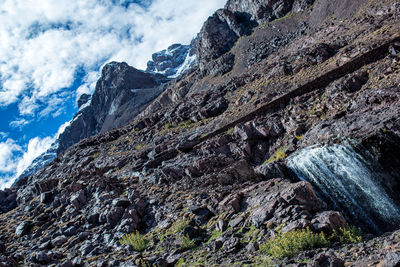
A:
[
  {"xmin": 57, "ymin": 62, "xmax": 168, "ymax": 153},
  {"xmin": 197, "ymin": 0, "xmax": 316, "ymax": 73},
  {"xmin": 146, "ymin": 43, "xmax": 197, "ymax": 77}
]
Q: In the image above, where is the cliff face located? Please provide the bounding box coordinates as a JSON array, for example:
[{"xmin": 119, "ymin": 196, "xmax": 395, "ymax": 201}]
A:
[
  {"xmin": 57, "ymin": 62, "xmax": 168, "ymax": 154},
  {"xmin": 1, "ymin": 0, "xmax": 400, "ymax": 266}
]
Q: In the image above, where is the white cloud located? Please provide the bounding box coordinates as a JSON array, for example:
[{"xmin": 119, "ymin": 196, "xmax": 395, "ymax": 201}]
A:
[
  {"xmin": 0, "ymin": 135, "xmax": 55, "ymax": 190},
  {"xmin": 9, "ymin": 118, "xmax": 31, "ymax": 129},
  {"xmin": 0, "ymin": 0, "xmax": 226, "ymax": 117},
  {"xmin": 0, "ymin": 139, "xmax": 22, "ymax": 173}
]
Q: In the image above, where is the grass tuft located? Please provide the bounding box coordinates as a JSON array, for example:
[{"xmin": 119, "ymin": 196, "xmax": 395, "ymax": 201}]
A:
[{"xmin": 119, "ymin": 231, "xmax": 148, "ymax": 252}]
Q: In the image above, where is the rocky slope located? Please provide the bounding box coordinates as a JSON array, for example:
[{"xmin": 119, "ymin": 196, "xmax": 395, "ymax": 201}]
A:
[{"xmin": 1, "ymin": 0, "xmax": 400, "ymax": 266}]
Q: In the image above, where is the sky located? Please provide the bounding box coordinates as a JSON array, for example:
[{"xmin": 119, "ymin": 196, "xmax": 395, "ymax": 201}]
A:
[{"xmin": 0, "ymin": 0, "xmax": 226, "ymax": 189}]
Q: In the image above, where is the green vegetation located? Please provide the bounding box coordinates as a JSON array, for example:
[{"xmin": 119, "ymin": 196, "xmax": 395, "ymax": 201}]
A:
[
  {"xmin": 295, "ymin": 135, "xmax": 304, "ymax": 141},
  {"xmin": 264, "ymin": 146, "xmax": 288, "ymax": 164},
  {"xmin": 93, "ymin": 152, "xmax": 99, "ymax": 159},
  {"xmin": 179, "ymin": 234, "xmax": 196, "ymax": 249},
  {"xmin": 330, "ymin": 226, "xmax": 362, "ymax": 244},
  {"xmin": 208, "ymin": 229, "xmax": 223, "ymax": 243},
  {"xmin": 259, "ymin": 227, "xmax": 329, "ymax": 259},
  {"xmin": 135, "ymin": 144, "xmax": 144, "ymax": 150},
  {"xmin": 119, "ymin": 231, "xmax": 148, "ymax": 252},
  {"xmin": 260, "ymin": 226, "xmax": 362, "ymax": 259},
  {"xmin": 226, "ymin": 127, "xmax": 234, "ymax": 135}
]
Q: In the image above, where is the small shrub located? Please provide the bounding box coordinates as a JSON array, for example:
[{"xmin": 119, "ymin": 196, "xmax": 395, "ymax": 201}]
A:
[
  {"xmin": 177, "ymin": 120, "xmax": 193, "ymax": 129},
  {"xmin": 330, "ymin": 226, "xmax": 362, "ymax": 244},
  {"xmin": 135, "ymin": 144, "xmax": 144, "ymax": 150},
  {"xmin": 180, "ymin": 234, "xmax": 196, "ymax": 249},
  {"xmin": 164, "ymin": 122, "xmax": 173, "ymax": 130},
  {"xmin": 119, "ymin": 231, "xmax": 148, "ymax": 252},
  {"xmin": 93, "ymin": 152, "xmax": 99, "ymax": 159},
  {"xmin": 259, "ymin": 228, "xmax": 329, "ymax": 259},
  {"xmin": 226, "ymin": 127, "xmax": 234, "ymax": 135},
  {"xmin": 264, "ymin": 147, "xmax": 288, "ymax": 164}
]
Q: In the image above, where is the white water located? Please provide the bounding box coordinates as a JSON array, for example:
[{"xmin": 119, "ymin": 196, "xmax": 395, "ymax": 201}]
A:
[{"xmin": 287, "ymin": 143, "xmax": 400, "ymax": 234}]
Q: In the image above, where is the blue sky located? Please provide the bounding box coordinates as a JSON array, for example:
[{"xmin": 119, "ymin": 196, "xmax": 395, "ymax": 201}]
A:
[{"xmin": 0, "ymin": 0, "xmax": 226, "ymax": 188}]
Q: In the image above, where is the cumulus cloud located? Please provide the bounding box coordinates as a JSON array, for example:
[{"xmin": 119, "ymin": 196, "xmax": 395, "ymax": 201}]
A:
[
  {"xmin": 0, "ymin": 134, "xmax": 58, "ymax": 190},
  {"xmin": 0, "ymin": 0, "xmax": 226, "ymax": 119}
]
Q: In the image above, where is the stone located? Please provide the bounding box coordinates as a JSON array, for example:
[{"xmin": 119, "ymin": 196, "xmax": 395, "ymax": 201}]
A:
[
  {"xmin": 112, "ymin": 198, "xmax": 131, "ymax": 208},
  {"xmin": 312, "ymin": 211, "xmax": 347, "ymax": 233},
  {"xmin": 40, "ymin": 191, "xmax": 53, "ymax": 204},
  {"xmin": 52, "ymin": 235, "xmax": 68, "ymax": 247},
  {"xmin": 15, "ymin": 222, "xmax": 31, "ymax": 237},
  {"xmin": 382, "ymin": 252, "xmax": 400, "ymax": 267},
  {"xmin": 0, "ymin": 242, "xmax": 4, "ymax": 253},
  {"xmin": 310, "ymin": 252, "xmax": 344, "ymax": 267},
  {"xmin": 70, "ymin": 190, "xmax": 87, "ymax": 210},
  {"xmin": 63, "ymin": 226, "xmax": 78, "ymax": 237},
  {"xmin": 216, "ymin": 220, "xmax": 227, "ymax": 232}
]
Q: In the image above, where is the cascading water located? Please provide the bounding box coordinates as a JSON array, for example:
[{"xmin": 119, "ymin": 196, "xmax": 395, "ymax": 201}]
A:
[{"xmin": 287, "ymin": 142, "xmax": 400, "ymax": 234}]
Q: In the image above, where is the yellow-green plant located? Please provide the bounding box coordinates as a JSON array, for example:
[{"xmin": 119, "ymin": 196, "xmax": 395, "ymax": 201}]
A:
[
  {"xmin": 226, "ymin": 127, "xmax": 234, "ymax": 135},
  {"xmin": 119, "ymin": 231, "xmax": 148, "ymax": 252},
  {"xmin": 259, "ymin": 227, "xmax": 329, "ymax": 259},
  {"xmin": 329, "ymin": 226, "xmax": 362, "ymax": 244},
  {"xmin": 264, "ymin": 147, "xmax": 288, "ymax": 164},
  {"xmin": 179, "ymin": 234, "xmax": 196, "ymax": 249}
]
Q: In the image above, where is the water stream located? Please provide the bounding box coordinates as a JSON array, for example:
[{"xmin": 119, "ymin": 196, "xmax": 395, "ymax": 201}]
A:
[{"xmin": 287, "ymin": 142, "xmax": 400, "ymax": 234}]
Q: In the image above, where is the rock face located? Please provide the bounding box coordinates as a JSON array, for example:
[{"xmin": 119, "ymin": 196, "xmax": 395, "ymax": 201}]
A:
[
  {"xmin": 57, "ymin": 62, "xmax": 168, "ymax": 153},
  {"xmin": 1, "ymin": 0, "xmax": 400, "ymax": 266},
  {"xmin": 196, "ymin": 0, "xmax": 316, "ymax": 72},
  {"xmin": 146, "ymin": 42, "xmax": 197, "ymax": 77}
]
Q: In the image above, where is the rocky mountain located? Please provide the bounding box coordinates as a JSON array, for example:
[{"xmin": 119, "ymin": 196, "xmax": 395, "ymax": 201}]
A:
[
  {"xmin": 1, "ymin": 0, "xmax": 400, "ymax": 266},
  {"xmin": 146, "ymin": 41, "xmax": 198, "ymax": 78}
]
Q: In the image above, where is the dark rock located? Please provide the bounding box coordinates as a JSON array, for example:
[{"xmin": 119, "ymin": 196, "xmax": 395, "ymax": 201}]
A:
[
  {"xmin": 146, "ymin": 43, "xmax": 196, "ymax": 77},
  {"xmin": 77, "ymin": 94, "xmax": 91, "ymax": 109},
  {"xmin": 182, "ymin": 225, "xmax": 199, "ymax": 239},
  {"xmin": 33, "ymin": 251, "xmax": 53, "ymax": 264},
  {"xmin": 216, "ymin": 220, "xmax": 227, "ymax": 232},
  {"xmin": 15, "ymin": 222, "xmax": 31, "ymax": 237},
  {"xmin": 58, "ymin": 62, "xmax": 167, "ymax": 153},
  {"xmin": 0, "ymin": 242, "xmax": 5, "ymax": 254},
  {"xmin": 312, "ymin": 211, "xmax": 347, "ymax": 233},
  {"xmin": 70, "ymin": 190, "xmax": 87, "ymax": 210},
  {"xmin": 52, "ymin": 235, "xmax": 68, "ymax": 247},
  {"xmin": 112, "ymin": 198, "xmax": 131, "ymax": 208},
  {"xmin": 0, "ymin": 255, "xmax": 18, "ymax": 267},
  {"xmin": 223, "ymin": 237, "xmax": 240, "ymax": 253},
  {"xmin": 40, "ymin": 191, "xmax": 53, "ymax": 204},
  {"xmin": 310, "ymin": 252, "xmax": 344, "ymax": 267},
  {"xmin": 63, "ymin": 226, "xmax": 78, "ymax": 237}
]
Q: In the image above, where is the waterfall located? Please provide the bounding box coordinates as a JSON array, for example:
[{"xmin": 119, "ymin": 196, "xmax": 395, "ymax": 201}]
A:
[{"xmin": 287, "ymin": 142, "xmax": 400, "ymax": 234}]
